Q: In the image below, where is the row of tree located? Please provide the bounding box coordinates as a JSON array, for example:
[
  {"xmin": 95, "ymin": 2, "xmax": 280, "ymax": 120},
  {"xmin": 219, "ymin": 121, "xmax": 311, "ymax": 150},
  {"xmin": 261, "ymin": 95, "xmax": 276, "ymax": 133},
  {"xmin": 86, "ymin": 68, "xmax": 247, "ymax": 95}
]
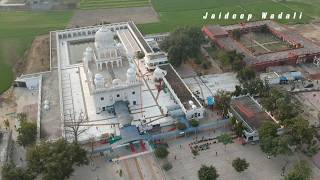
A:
[
  {"xmin": 232, "ymin": 78, "xmax": 317, "ymax": 157},
  {"xmin": 198, "ymin": 158, "xmax": 249, "ymax": 180},
  {"xmin": 198, "ymin": 157, "xmax": 310, "ymax": 179},
  {"xmin": 2, "ymin": 139, "xmax": 89, "ymax": 180}
]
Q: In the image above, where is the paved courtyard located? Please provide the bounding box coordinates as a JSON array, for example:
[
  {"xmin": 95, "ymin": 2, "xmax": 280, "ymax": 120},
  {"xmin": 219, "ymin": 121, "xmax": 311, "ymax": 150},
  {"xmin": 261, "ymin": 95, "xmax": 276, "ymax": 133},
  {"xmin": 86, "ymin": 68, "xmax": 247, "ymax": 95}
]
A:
[
  {"xmin": 70, "ymin": 153, "xmax": 165, "ymax": 180},
  {"xmin": 165, "ymin": 131, "xmax": 320, "ymax": 180}
]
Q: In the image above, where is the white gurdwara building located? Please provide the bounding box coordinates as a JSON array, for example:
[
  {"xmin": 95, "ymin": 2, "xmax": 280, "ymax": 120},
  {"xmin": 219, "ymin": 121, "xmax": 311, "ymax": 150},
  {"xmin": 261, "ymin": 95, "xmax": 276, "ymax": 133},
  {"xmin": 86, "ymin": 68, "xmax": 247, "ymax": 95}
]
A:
[{"xmin": 82, "ymin": 26, "xmax": 141, "ymax": 114}]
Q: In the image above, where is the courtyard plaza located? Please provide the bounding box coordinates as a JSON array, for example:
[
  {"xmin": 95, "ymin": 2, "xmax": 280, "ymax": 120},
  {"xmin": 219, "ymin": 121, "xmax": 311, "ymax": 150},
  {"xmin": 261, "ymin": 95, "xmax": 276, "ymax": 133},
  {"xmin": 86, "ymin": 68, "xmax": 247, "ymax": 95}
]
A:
[
  {"xmin": 70, "ymin": 152, "xmax": 165, "ymax": 180},
  {"xmin": 165, "ymin": 129, "xmax": 320, "ymax": 180}
]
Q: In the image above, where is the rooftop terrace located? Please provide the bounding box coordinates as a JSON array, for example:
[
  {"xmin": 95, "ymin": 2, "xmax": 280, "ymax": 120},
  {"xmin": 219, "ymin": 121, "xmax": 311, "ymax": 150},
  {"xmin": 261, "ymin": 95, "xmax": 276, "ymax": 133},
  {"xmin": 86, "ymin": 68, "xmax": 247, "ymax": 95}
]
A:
[
  {"xmin": 159, "ymin": 64, "xmax": 200, "ymax": 111},
  {"xmin": 230, "ymin": 96, "xmax": 273, "ymax": 132}
]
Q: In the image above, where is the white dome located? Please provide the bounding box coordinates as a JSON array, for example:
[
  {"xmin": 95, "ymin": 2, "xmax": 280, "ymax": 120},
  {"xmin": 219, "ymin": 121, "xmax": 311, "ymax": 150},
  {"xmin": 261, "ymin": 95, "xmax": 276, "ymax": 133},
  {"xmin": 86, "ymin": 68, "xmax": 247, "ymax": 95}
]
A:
[
  {"xmin": 95, "ymin": 26, "xmax": 114, "ymax": 49},
  {"xmin": 127, "ymin": 68, "xmax": 136, "ymax": 83},
  {"xmin": 44, "ymin": 104, "xmax": 50, "ymax": 111},
  {"xmin": 83, "ymin": 51, "xmax": 90, "ymax": 63},
  {"xmin": 86, "ymin": 47, "xmax": 93, "ymax": 53},
  {"xmin": 112, "ymin": 79, "xmax": 121, "ymax": 86},
  {"xmin": 127, "ymin": 68, "xmax": 135, "ymax": 75},
  {"xmin": 154, "ymin": 67, "xmax": 166, "ymax": 79},
  {"xmin": 94, "ymin": 73, "xmax": 105, "ymax": 89}
]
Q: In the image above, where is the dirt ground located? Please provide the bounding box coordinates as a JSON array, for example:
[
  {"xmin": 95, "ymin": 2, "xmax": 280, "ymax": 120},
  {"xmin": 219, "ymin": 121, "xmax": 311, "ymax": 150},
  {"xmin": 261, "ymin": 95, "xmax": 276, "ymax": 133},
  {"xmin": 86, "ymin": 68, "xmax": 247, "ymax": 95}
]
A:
[
  {"xmin": 14, "ymin": 34, "xmax": 50, "ymax": 76},
  {"xmin": 23, "ymin": 35, "xmax": 50, "ymax": 74},
  {"xmin": 289, "ymin": 21, "xmax": 320, "ymax": 44},
  {"xmin": 68, "ymin": 6, "xmax": 159, "ymax": 28},
  {"xmin": 295, "ymin": 92, "xmax": 320, "ymax": 126}
]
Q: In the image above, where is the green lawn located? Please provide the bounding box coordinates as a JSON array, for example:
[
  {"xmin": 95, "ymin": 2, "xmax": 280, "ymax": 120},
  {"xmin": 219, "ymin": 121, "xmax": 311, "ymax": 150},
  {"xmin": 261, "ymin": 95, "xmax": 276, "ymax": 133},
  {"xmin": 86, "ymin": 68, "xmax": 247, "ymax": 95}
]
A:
[
  {"xmin": 0, "ymin": 11, "xmax": 73, "ymax": 94},
  {"xmin": 138, "ymin": 0, "xmax": 318, "ymax": 34},
  {"xmin": 79, "ymin": 0, "xmax": 150, "ymax": 10}
]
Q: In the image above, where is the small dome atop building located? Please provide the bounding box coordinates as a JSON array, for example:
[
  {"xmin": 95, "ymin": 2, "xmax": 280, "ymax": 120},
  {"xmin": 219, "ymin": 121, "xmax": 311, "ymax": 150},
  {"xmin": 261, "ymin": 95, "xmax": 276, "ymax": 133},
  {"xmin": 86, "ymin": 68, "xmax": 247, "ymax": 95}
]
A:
[
  {"xmin": 154, "ymin": 67, "xmax": 166, "ymax": 80},
  {"xmin": 112, "ymin": 79, "xmax": 121, "ymax": 86},
  {"xmin": 94, "ymin": 73, "xmax": 105, "ymax": 89},
  {"xmin": 126, "ymin": 67, "xmax": 136, "ymax": 83},
  {"xmin": 86, "ymin": 47, "xmax": 93, "ymax": 53},
  {"xmin": 127, "ymin": 67, "xmax": 135, "ymax": 75}
]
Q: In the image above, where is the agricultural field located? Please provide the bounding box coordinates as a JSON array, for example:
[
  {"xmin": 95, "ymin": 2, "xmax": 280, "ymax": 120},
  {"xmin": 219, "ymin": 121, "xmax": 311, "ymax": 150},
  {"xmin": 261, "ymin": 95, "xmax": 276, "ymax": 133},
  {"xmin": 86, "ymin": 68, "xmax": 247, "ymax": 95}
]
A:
[
  {"xmin": 280, "ymin": 0, "xmax": 320, "ymax": 18},
  {"xmin": 79, "ymin": 0, "xmax": 150, "ymax": 10},
  {"xmin": 0, "ymin": 11, "xmax": 73, "ymax": 94},
  {"xmin": 138, "ymin": 0, "xmax": 318, "ymax": 34}
]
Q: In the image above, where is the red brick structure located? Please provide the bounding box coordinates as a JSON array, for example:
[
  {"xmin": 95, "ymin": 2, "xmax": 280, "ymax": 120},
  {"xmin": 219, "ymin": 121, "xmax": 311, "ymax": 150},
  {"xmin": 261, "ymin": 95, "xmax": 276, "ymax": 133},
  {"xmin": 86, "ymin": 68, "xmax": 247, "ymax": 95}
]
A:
[{"xmin": 202, "ymin": 20, "xmax": 320, "ymax": 71}]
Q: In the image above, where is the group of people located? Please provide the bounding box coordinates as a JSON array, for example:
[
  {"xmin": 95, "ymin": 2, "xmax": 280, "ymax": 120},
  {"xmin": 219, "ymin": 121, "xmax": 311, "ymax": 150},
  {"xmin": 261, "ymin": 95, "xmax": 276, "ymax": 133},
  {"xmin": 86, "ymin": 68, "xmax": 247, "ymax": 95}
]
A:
[{"xmin": 189, "ymin": 136, "xmax": 217, "ymax": 152}]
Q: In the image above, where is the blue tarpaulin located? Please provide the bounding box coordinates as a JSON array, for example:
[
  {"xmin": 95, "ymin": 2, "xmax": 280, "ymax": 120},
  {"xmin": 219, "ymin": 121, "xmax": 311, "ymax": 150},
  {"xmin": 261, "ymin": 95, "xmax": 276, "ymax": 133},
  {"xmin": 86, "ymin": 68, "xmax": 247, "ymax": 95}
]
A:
[{"xmin": 207, "ymin": 96, "xmax": 214, "ymax": 105}]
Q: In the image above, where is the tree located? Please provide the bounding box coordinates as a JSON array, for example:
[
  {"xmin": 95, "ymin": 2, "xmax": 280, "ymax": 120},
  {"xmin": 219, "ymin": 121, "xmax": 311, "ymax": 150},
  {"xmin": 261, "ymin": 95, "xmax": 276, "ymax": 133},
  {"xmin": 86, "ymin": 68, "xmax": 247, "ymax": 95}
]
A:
[
  {"xmin": 26, "ymin": 139, "xmax": 89, "ymax": 180},
  {"xmin": 232, "ymin": 58, "xmax": 246, "ymax": 71},
  {"xmin": 233, "ymin": 85, "xmax": 242, "ymax": 97},
  {"xmin": 242, "ymin": 79, "xmax": 266, "ymax": 96},
  {"xmin": 274, "ymin": 97, "xmax": 298, "ymax": 123},
  {"xmin": 230, "ymin": 52, "xmax": 246, "ymax": 72},
  {"xmin": 160, "ymin": 26, "xmax": 205, "ymax": 66},
  {"xmin": 17, "ymin": 118, "xmax": 37, "ymax": 147},
  {"xmin": 305, "ymin": 142, "xmax": 319, "ymax": 157},
  {"xmin": 260, "ymin": 88, "xmax": 283, "ymax": 112},
  {"xmin": 259, "ymin": 122, "xmax": 278, "ymax": 155},
  {"xmin": 64, "ymin": 111, "xmax": 88, "ymax": 143},
  {"xmin": 234, "ymin": 122, "xmax": 244, "ymax": 137},
  {"xmin": 198, "ymin": 165, "xmax": 219, "ymax": 180},
  {"xmin": 113, "ymin": 34, "xmax": 119, "ymax": 41},
  {"xmin": 4, "ymin": 119, "xmax": 10, "ymax": 130},
  {"xmin": 136, "ymin": 51, "xmax": 145, "ymax": 59},
  {"xmin": 2, "ymin": 162, "xmax": 34, "ymax": 180},
  {"xmin": 232, "ymin": 29, "xmax": 242, "ymax": 40},
  {"xmin": 232, "ymin": 158, "xmax": 249, "ymax": 173},
  {"xmin": 230, "ymin": 116, "xmax": 237, "ymax": 127},
  {"xmin": 162, "ymin": 162, "xmax": 173, "ymax": 171},
  {"xmin": 284, "ymin": 116, "xmax": 315, "ymax": 146},
  {"xmin": 190, "ymin": 119, "xmax": 199, "ymax": 127},
  {"xmin": 176, "ymin": 122, "xmax": 187, "ymax": 130},
  {"xmin": 214, "ymin": 90, "xmax": 231, "ymax": 117},
  {"xmin": 154, "ymin": 146, "xmax": 169, "ymax": 159},
  {"xmin": 237, "ymin": 67, "xmax": 256, "ymax": 82},
  {"xmin": 217, "ymin": 133, "xmax": 233, "ymax": 151},
  {"xmin": 216, "ymin": 50, "xmax": 230, "ymax": 65},
  {"xmin": 284, "ymin": 161, "xmax": 312, "ymax": 180},
  {"xmin": 259, "ymin": 122, "xmax": 291, "ymax": 156}
]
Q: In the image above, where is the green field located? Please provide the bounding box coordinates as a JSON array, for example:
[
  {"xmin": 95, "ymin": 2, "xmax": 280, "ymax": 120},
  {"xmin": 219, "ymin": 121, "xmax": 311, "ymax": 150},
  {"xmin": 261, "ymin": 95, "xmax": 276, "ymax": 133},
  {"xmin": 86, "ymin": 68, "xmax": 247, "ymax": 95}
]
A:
[
  {"xmin": 138, "ymin": 0, "xmax": 318, "ymax": 34},
  {"xmin": 0, "ymin": 11, "xmax": 73, "ymax": 94},
  {"xmin": 79, "ymin": 0, "xmax": 150, "ymax": 10}
]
